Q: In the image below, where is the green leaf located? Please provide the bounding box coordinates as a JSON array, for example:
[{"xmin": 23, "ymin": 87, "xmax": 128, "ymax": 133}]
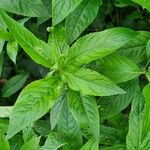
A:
[
  {"xmin": 98, "ymin": 54, "xmax": 141, "ymax": 83},
  {"xmin": 0, "ymin": 0, "xmax": 50, "ymax": 17},
  {"xmin": 80, "ymin": 138, "xmax": 98, "ymax": 150},
  {"xmin": 7, "ymin": 76, "xmax": 63, "ymax": 139},
  {"xmin": 23, "ymin": 124, "xmax": 36, "ymax": 142},
  {"xmin": 114, "ymin": 0, "xmax": 135, "ymax": 7},
  {"xmin": 0, "ymin": 41, "xmax": 4, "ymax": 54},
  {"xmin": 0, "ymin": 15, "xmax": 6, "ymax": 54},
  {"xmin": 0, "ymin": 28, "xmax": 11, "ymax": 41},
  {"xmin": 2, "ymin": 74, "xmax": 29, "ymax": 97},
  {"xmin": 141, "ymin": 83, "xmax": 150, "ymax": 149},
  {"xmin": 68, "ymin": 90, "xmax": 99, "ymax": 140},
  {"xmin": 0, "ymin": 51, "xmax": 4, "ymax": 77},
  {"xmin": 48, "ymin": 25, "xmax": 68, "ymax": 59},
  {"xmin": 61, "ymin": 67, "xmax": 125, "ymax": 96},
  {"xmin": 146, "ymin": 39, "xmax": 150, "ymax": 59},
  {"xmin": 0, "ymin": 11, "xmax": 54, "ymax": 68},
  {"xmin": 41, "ymin": 132, "xmax": 66, "ymax": 150},
  {"xmin": 131, "ymin": 0, "xmax": 150, "ymax": 11},
  {"xmin": 21, "ymin": 137, "xmax": 40, "ymax": 150},
  {"xmin": 0, "ymin": 133, "xmax": 10, "ymax": 150},
  {"xmin": 65, "ymin": 0, "xmax": 102, "ymax": 44},
  {"xmin": 65, "ymin": 27, "xmax": 137, "ymax": 66},
  {"xmin": 52, "ymin": 0, "xmax": 83, "ymax": 26},
  {"xmin": 101, "ymin": 144, "xmax": 126, "ymax": 150},
  {"xmin": 57, "ymin": 91, "xmax": 82, "ymax": 149},
  {"xmin": 126, "ymin": 84, "xmax": 144, "ymax": 150},
  {"xmin": 100, "ymin": 125, "xmax": 120, "ymax": 145},
  {"xmin": 7, "ymin": 41, "xmax": 18, "ymax": 64},
  {"xmin": 0, "ymin": 119, "xmax": 9, "ymax": 133},
  {"xmin": 33, "ymin": 120, "xmax": 51, "ymax": 136},
  {"xmin": 50, "ymin": 91, "xmax": 66, "ymax": 129},
  {"xmin": 99, "ymin": 80, "xmax": 138, "ymax": 120},
  {"xmin": 118, "ymin": 31, "xmax": 150, "ymax": 63},
  {"xmin": 0, "ymin": 107, "xmax": 12, "ymax": 118}
]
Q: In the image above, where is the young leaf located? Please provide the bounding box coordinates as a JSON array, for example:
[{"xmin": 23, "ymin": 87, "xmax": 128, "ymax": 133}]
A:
[
  {"xmin": 2, "ymin": 74, "xmax": 29, "ymax": 97},
  {"xmin": 52, "ymin": 0, "xmax": 83, "ymax": 26},
  {"xmin": 0, "ymin": 11, "xmax": 54, "ymax": 68},
  {"xmin": 0, "ymin": 0, "xmax": 50, "ymax": 17},
  {"xmin": 21, "ymin": 137, "xmax": 40, "ymax": 150},
  {"xmin": 0, "ymin": 133, "xmax": 10, "ymax": 150},
  {"xmin": 7, "ymin": 41, "xmax": 18, "ymax": 64},
  {"xmin": 126, "ymin": 84, "xmax": 144, "ymax": 150},
  {"xmin": 61, "ymin": 67, "xmax": 125, "ymax": 96},
  {"xmin": 48, "ymin": 25, "xmax": 68, "ymax": 59},
  {"xmin": 80, "ymin": 138, "xmax": 98, "ymax": 150},
  {"xmin": 65, "ymin": 27, "xmax": 137, "ymax": 66},
  {"xmin": 68, "ymin": 90, "xmax": 99, "ymax": 140},
  {"xmin": 131, "ymin": 0, "xmax": 150, "ymax": 11},
  {"xmin": 99, "ymin": 80, "xmax": 138, "ymax": 120},
  {"xmin": 65, "ymin": 0, "xmax": 102, "ymax": 44},
  {"xmin": 7, "ymin": 76, "xmax": 63, "ymax": 139},
  {"xmin": 41, "ymin": 132, "xmax": 66, "ymax": 150},
  {"xmin": 98, "ymin": 54, "xmax": 141, "ymax": 83}
]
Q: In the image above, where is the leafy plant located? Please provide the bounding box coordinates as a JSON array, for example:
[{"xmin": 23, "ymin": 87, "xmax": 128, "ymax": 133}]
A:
[{"xmin": 0, "ymin": 0, "xmax": 150, "ymax": 149}]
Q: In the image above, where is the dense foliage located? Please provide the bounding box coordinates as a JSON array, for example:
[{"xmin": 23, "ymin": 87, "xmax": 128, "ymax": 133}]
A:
[{"xmin": 0, "ymin": 0, "xmax": 150, "ymax": 149}]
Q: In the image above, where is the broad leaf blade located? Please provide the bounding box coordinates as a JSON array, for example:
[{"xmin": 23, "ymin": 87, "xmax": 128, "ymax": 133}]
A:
[
  {"xmin": 61, "ymin": 67, "xmax": 125, "ymax": 96},
  {"xmin": 98, "ymin": 54, "xmax": 141, "ymax": 83},
  {"xmin": 68, "ymin": 90, "xmax": 99, "ymax": 140},
  {"xmin": 65, "ymin": 27, "xmax": 137, "ymax": 66},
  {"xmin": 0, "ymin": 0, "xmax": 50, "ymax": 17},
  {"xmin": 99, "ymin": 80, "xmax": 138, "ymax": 120},
  {"xmin": 52, "ymin": 0, "xmax": 83, "ymax": 26},
  {"xmin": 57, "ymin": 91, "xmax": 82, "ymax": 149},
  {"xmin": 65, "ymin": 0, "xmax": 102, "ymax": 44},
  {"xmin": 118, "ymin": 31, "xmax": 150, "ymax": 63},
  {"xmin": 126, "ymin": 84, "xmax": 144, "ymax": 150},
  {"xmin": 0, "ymin": 11, "xmax": 54, "ymax": 68},
  {"xmin": 50, "ymin": 91, "xmax": 66, "ymax": 129},
  {"xmin": 7, "ymin": 76, "xmax": 63, "ymax": 139}
]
